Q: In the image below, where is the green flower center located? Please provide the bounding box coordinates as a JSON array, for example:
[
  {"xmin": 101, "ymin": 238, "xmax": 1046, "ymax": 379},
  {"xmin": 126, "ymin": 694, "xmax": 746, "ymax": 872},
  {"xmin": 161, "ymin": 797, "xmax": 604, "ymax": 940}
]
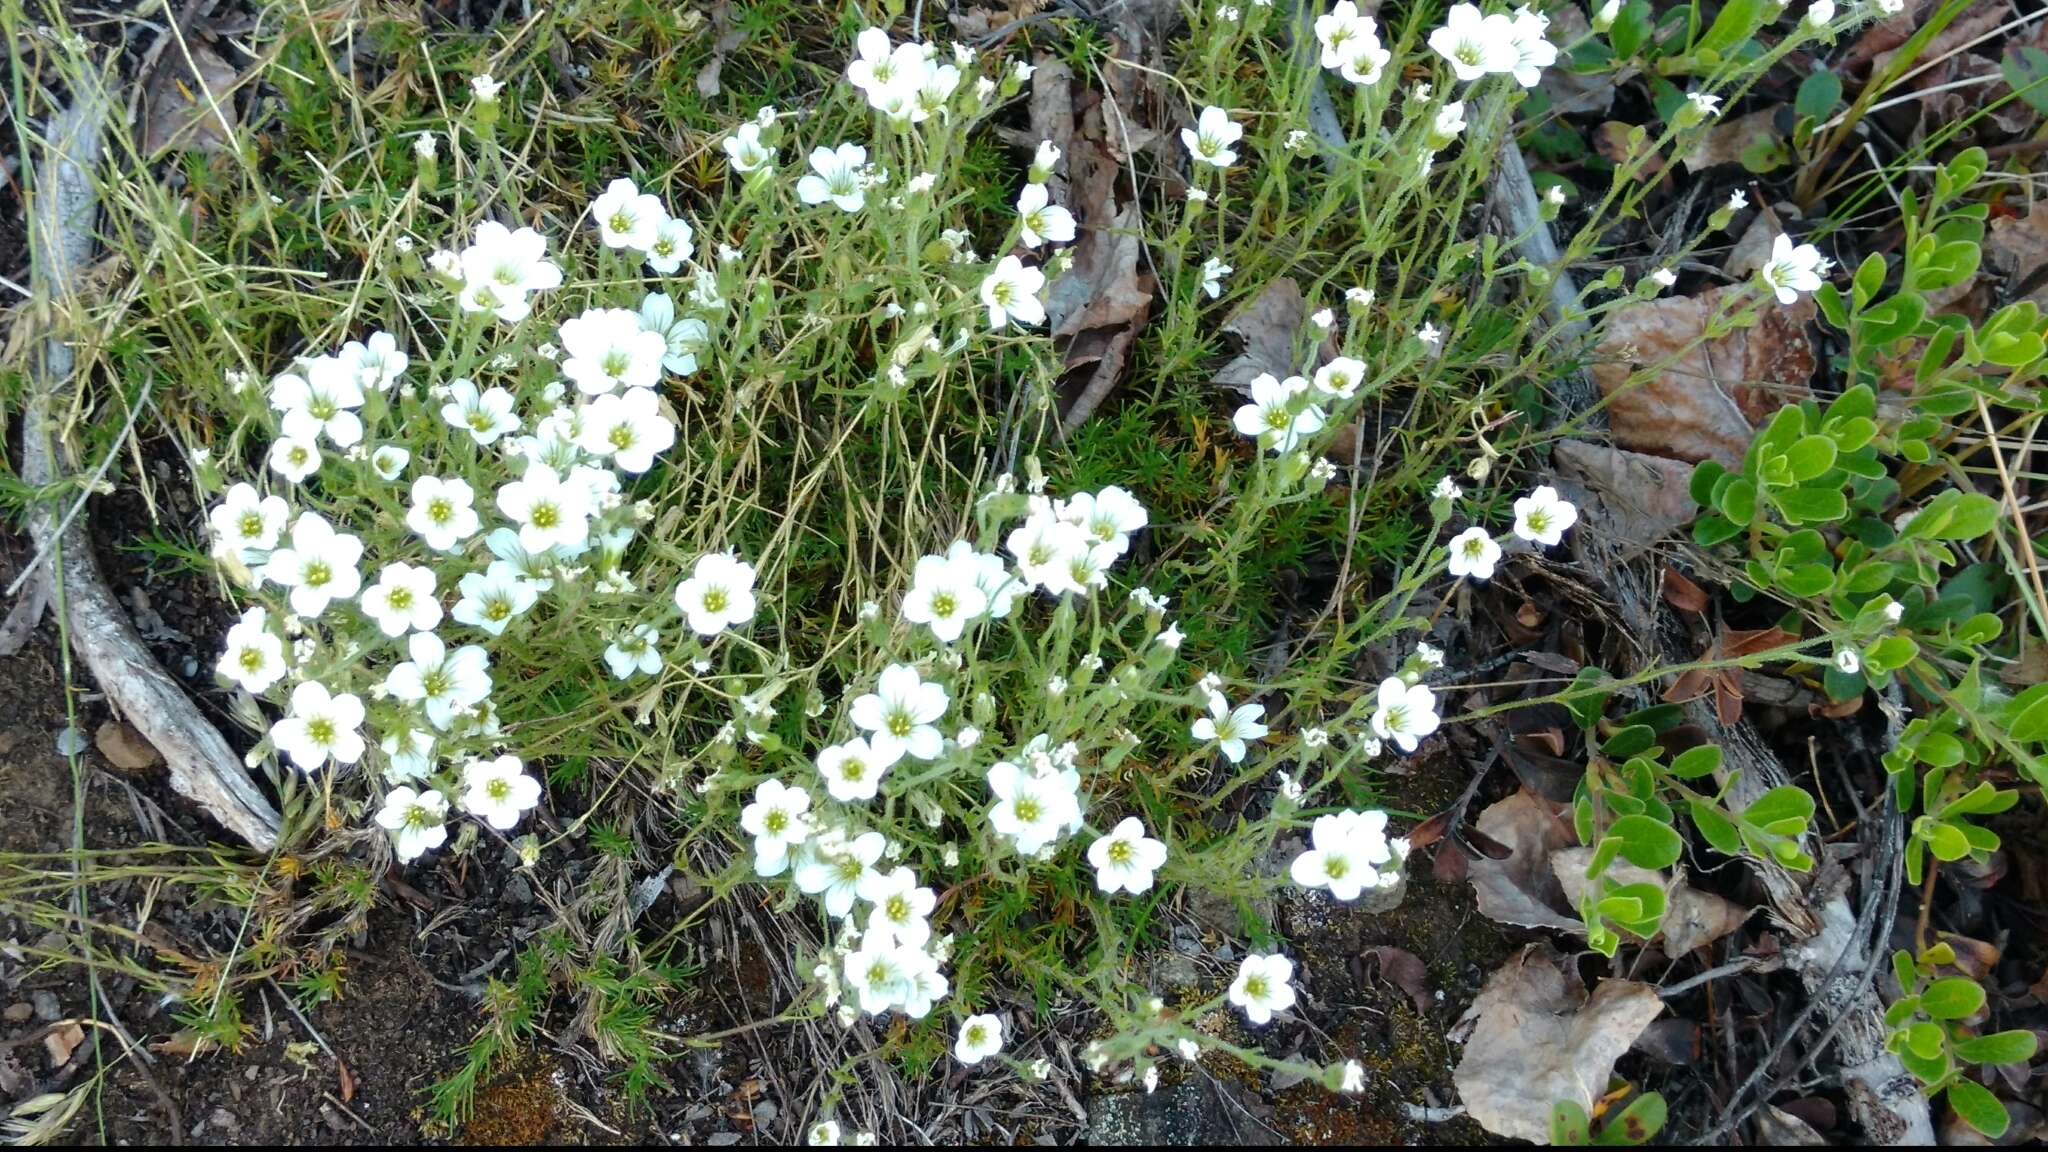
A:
[
  {"xmin": 303, "ymin": 561, "xmax": 331, "ymax": 588},
  {"xmin": 239, "ymin": 512, "xmax": 264, "ymax": 537},
  {"xmin": 702, "ymin": 588, "xmax": 728, "ymax": 613},
  {"xmin": 1108, "ymin": 840, "xmax": 1133, "ymax": 865},
  {"xmin": 931, "ymin": 592, "xmax": 956, "ymax": 618},
  {"xmin": 307, "ymin": 718, "xmax": 334, "ymax": 745}
]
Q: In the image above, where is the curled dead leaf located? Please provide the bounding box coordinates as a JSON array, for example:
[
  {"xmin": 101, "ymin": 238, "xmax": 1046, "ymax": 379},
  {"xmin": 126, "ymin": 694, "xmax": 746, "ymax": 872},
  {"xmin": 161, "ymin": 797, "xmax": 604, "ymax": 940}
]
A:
[
  {"xmin": 1591, "ymin": 284, "xmax": 1816, "ymax": 470},
  {"xmin": 1467, "ymin": 790, "xmax": 1580, "ymax": 933},
  {"xmin": 1363, "ymin": 946, "xmax": 1434, "ymax": 1016},
  {"xmin": 142, "ymin": 44, "xmax": 240, "ymax": 155},
  {"xmin": 1452, "ymin": 944, "xmax": 1665, "ymax": 1144},
  {"xmin": 1550, "ymin": 440, "xmax": 1697, "ymax": 550}
]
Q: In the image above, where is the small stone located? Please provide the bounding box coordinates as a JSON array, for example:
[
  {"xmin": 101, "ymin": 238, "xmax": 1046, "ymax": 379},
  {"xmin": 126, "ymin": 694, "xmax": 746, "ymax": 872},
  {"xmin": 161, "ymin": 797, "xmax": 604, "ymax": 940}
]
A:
[
  {"xmin": 31, "ymin": 990, "xmax": 61, "ymax": 1022},
  {"xmin": 1151, "ymin": 954, "xmax": 1201, "ymax": 993},
  {"xmin": 95, "ymin": 720, "xmax": 161, "ymax": 772},
  {"xmin": 2, "ymin": 1003, "xmax": 32, "ymax": 1023}
]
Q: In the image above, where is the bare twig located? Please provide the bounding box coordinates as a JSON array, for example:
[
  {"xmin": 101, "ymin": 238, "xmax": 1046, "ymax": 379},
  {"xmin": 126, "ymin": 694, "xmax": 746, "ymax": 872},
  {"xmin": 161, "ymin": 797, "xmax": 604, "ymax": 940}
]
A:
[{"xmin": 19, "ymin": 73, "xmax": 281, "ymax": 850}]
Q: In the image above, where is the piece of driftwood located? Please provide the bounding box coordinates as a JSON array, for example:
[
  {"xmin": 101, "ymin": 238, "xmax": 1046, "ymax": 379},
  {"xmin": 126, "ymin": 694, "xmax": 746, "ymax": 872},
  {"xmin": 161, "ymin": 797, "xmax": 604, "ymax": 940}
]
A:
[
  {"xmin": 17, "ymin": 79, "xmax": 281, "ymax": 850},
  {"xmin": 1492, "ymin": 133, "xmax": 1931, "ymax": 1143}
]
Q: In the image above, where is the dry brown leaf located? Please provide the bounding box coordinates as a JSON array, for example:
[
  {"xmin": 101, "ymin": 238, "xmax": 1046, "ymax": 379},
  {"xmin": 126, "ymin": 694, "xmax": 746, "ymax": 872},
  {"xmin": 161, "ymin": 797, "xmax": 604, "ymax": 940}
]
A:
[
  {"xmin": 1591, "ymin": 283, "xmax": 1816, "ymax": 469},
  {"xmin": 142, "ymin": 44, "xmax": 239, "ymax": 155},
  {"xmin": 1724, "ymin": 203, "xmax": 1786, "ymax": 278},
  {"xmin": 1986, "ymin": 208, "xmax": 2048, "ymax": 308},
  {"xmin": 94, "ymin": 719, "xmax": 161, "ymax": 772},
  {"xmin": 1550, "ymin": 440, "xmax": 1697, "ymax": 548},
  {"xmin": 1452, "ymin": 944, "xmax": 1665, "ymax": 1143},
  {"xmin": 1596, "ymin": 121, "xmax": 1666, "ymax": 179},
  {"xmin": 1212, "ymin": 278, "xmax": 1327, "ymax": 393},
  {"xmin": 948, "ymin": 0, "xmax": 1052, "ymax": 38},
  {"xmin": 1363, "ymin": 946, "xmax": 1434, "ymax": 1015},
  {"xmin": 1468, "ymin": 790, "xmax": 1580, "ymax": 933},
  {"xmin": 1551, "ymin": 848, "xmax": 1750, "ymax": 955},
  {"xmin": 43, "ymin": 1021, "xmax": 84, "ymax": 1070},
  {"xmin": 1682, "ymin": 108, "xmax": 1781, "ymax": 173}
]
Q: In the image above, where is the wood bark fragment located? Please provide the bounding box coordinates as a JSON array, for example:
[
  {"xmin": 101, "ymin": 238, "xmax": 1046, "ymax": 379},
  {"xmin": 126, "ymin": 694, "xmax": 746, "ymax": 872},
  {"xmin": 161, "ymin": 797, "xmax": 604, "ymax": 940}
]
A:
[
  {"xmin": 18, "ymin": 78, "xmax": 281, "ymax": 850},
  {"xmin": 1493, "ymin": 132, "xmax": 1931, "ymax": 1143}
]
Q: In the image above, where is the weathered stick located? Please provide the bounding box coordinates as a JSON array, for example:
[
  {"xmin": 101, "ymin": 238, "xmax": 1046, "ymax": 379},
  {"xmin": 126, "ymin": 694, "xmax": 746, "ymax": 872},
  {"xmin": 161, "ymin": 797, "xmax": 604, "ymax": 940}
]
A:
[
  {"xmin": 18, "ymin": 76, "xmax": 281, "ymax": 850},
  {"xmin": 1492, "ymin": 132, "xmax": 1931, "ymax": 1143}
]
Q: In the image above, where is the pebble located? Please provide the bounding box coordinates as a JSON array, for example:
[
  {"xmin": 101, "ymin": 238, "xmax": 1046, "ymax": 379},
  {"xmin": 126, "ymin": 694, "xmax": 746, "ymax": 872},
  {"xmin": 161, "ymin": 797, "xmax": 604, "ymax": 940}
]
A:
[
  {"xmin": 31, "ymin": 990, "xmax": 61, "ymax": 1022},
  {"xmin": 2, "ymin": 1003, "xmax": 32, "ymax": 1024}
]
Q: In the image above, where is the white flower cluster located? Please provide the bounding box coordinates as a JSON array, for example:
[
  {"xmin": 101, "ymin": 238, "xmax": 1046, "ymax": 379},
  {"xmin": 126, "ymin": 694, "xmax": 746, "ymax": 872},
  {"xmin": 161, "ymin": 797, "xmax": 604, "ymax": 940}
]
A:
[{"xmin": 1427, "ymin": 4, "xmax": 1556, "ymax": 88}]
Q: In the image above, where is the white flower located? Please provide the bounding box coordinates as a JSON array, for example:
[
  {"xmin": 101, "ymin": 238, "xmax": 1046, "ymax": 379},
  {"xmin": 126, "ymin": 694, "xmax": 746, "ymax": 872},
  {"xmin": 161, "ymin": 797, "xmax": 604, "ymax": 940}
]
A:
[
  {"xmin": 863, "ymin": 866, "xmax": 935, "ymax": 948},
  {"xmin": 578, "ymin": 387, "xmax": 677, "ymax": 475},
  {"xmin": 1685, "ymin": 91, "xmax": 1723, "ymax": 120},
  {"xmin": 1317, "ymin": 3, "xmax": 1387, "ymax": 79},
  {"xmin": 208, "ymin": 483, "xmax": 288, "ymax": 565},
  {"xmin": 452, "ymin": 565, "xmax": 540, "ymax": 636},
  {"xmin": 386, "ymin": 631, "xmax": 492, "ymax": 730},
  {"xmin": 361, "ymin": 562, "xmax": 442, "ymax": 636},
  {"xmin": 986, "ymin": 760, "xmax": 1083, "ymax": 855},
  {"xmin": 267, "ymin": 435, "xmax": 321, "ymax": 484},
  {"xmin": 1228, "ymin": 953, "xmax": 1297, "ymax": 1024},
  {"xmin": 561, "ymin": 306, "xmax": 667, "ymax": 395},
  {"xmin": 1061, "ymin": 487, "xmax": 1150, "ymax": 558},
  {"xmin": 1650, "ymin": 267, "xmax": 1678, "ymax": 289},
  {"xmin": 674, "ymin": 551, "xmax": 757, "ymax": 636},
  {"xmin": 497, "ymin": 464, "xmax": 593, "ymax": 554},
  {"xmin": 370, "ymin": 445, "xmax": 410, "ymax": 481},
  {"xmin": 1885, "ymin": 600, "xmax": 1905, "ymax": 623},
  {"xmin": 1340, "ymin": 1060, "xmax": 1365, "ymax": 1093},
  {"xmin": 260, "ymin": 512, "xmax": 363, "ymax": 618},
  {"xmin": 603, "ymin": 623, "xmax": 663, "ymax": 680},
  {"xmin": 902, "ymin": 551, "xmax": 992, "ymax": 643},
  {"xmin": 1370, "ymin": 677, "xmax": 1440, "ymax": 753},
  {"xmin": 724, "ymin": 122, "xmax": 775, "ymax": 172},
  {"xmin": 1511, "ymin": 484, "xmax": 1579, "ymax": 546},
  {"xmin": 741, "ymin": 779, "xmax": 813, "ymax": 876},
  {"xmin": 955, "ymin": 1014, "xmax": 1004, "ymax": 1065},
  {"xmin": 1233, "ymin": 372, "xmax": 1327, "ymax": 452},
  {"xmin": 644, "ymin": 215, "xmax": 695, "ymax": 275},
  {"xmin": 1727, "ymin": 188, "xmax": 1750, "ymax": 213},
  {"xmin": 1429, "ymin": 3, "xmax": 1518, "ymax": 82},
  {"xmin": 1311, "ymin": 356, "xmax": 1366, "ymax": 401},
  {"xmin": 1430, "ymin": 100, "xmax": 1468, "ymax": 149},
  {"xmin": 807, "ymin": 1120, "xmax": 842, "ymax": 1147},
  {"xmin": 379, "ymin": 727, "xmax": 435, "ymax": 783},
  {"xmin": 1088, "ymin": 816, "xmax": 1168, "ymax": 895},
  {"xmin": 406, "ymin": 475, "xmax": 481, "ymax": 553},
  {"xmin": 270, "ymin": 679, "xmax": 367, "ymax": 771},
  {"xmin": 817, "ymin": 735, "xmax": 898, "ymax": 804},
  {"xmin": 1200, "ymin": 257, "xmax": 1231, "ymax": 299},
  {"xmin": 461, "ymin": 754, "xmax": 543, "ymax": 830},
  {"xmin": 1182, "ymin": 105, "xmax": 1242, "ymax": 168},
  {"xmin": 851, "ymin": 664, "xmax": 948, "ymax": 763},
  {"xmin": 440, "ymin": 378, "xmax": 521, "ymax": 445},
  {"xmin": 590, "ymin": 177, "xmax": 667, "ymax": 250},
  {"xmin": 470, "ymin": 73, "xmax": 503, "ymax": 101},
  {"xmin": 1192, "ymin": 694, "xmax": 1269, "ymax": 764},
  {"xmin": 217, "ymin": 606, "xmax": 286, "ymax": 694},
  {"xmin": 1159, "ymin": 622, "xmax": 1185, "ymax": 650},
  {"xmin": 1505, "ymin": 6, "xmax": 1557, "ymax": 88},
  {"xmin": 1804, "ymin": 0, "xmax": 1835, "ymax": 28},
  {"xmin": 271, "ymin": 363, "xmax": 365, "ymax": 450},
  {"xmin": 843, "ymin": 937, "xmax": 914, "ymax": 1015},
  {"xmin": 1433, "ymin": 476, "xmax": 1463, "ymax": 502},
  {"xmin": 1415, "ymin": 643, "xmax": 1446, "ymax": 670},
  {"xmin": 639, "ymin": 291, "xmax": 711, "ymax": 376},
  {"xmin": 1015, "ymin": 183, "xmax": 1075, "ymax": 248},
  {"xmin": 979, "ymin": 255, "xmax": 1047, "ymax": 330},
  {"xmin": 1007, "ymin": 512, "xmax": 1092, "ymax": 595},
  {"xmin": 1759, "ymin": 233, "xmax": 1827, "ymax": 305},
  {"xmin": 793, "ymin": 830, "xmax": 888, "ymax": 919},
  {"xmin": 1834, "ymin": 647, "xmax": 1861, "ymax": 675},
  {"xmin": 798, "ymin": 143, "xmax": 870, "ymax": 212},
  {"xmin": 1289, "ymin": 810, "xmax": 1395, "ymax": 900},
  {"xmin": 457, "ymin": 222, "xmax": 563, "ymax": 322},
  {"xmin": 338, "ymin": 331, "xmax": 409, "ymax": 393},
  {"xmin": 376, "ymin": 787, "xmax": 448, "ymax": 862},
  {"xmin": 1446, "ymin": 526, "xmax": 1502, "ymax": 581}
]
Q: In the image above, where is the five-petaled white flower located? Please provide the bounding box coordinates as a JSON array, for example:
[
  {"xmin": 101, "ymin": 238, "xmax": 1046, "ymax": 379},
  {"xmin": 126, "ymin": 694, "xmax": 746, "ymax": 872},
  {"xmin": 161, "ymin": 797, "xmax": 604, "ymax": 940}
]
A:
[
  {"xmin": 674, "ymin": 551, "xmax": 758, "ymax": 636},
  {"xmin": 271, "ymin": 679, "xmax": 367, "ymax": 771},
  {"xmin": 261, "ymin": 511, "xmax": 363, "ymax": 618},
  {"xmin": 1015, "ymin": 183, "xmax": 1075, "ymax": 248},
  {"xmin": 208, "ymin": 483, "xmax": 289, "ymax": 565},
  {"xmin": 1192, "ymin": 693, "xmax": 1269, "ymax": 764},
  {"xmin": 1088, "ymin": 816, "xmax": 1169, "ymax": 895},
  {"xmin": 1429, "ymin": 3, "xmax": 1519, "ymax": 82},
  {"xmin": 1446, "ymin": 526, "xmax": 1502, "ymax": 581},
  {"xmin": 603, "ymin": 623, "xmax": 664, "ymax": 680},
  {"xmin": 1511, "ymin": 484, "xmax": 1579, "ymax": 546},
  {"xmin": 497, "ymin": 463, "xmax": 594, "ymax": 554},
  {"xmin": 1289, "ymin": 810, "xmax": 1396, "ymax": 900},
  {"xmin": 376, "ymin": 786, "xmax": 448, "ymax": 862},
  {"xmin": 453, "ymin": 565, "xmax": 540, "ymax": 636},
  {"xmin": 1233, "ymin": 372, "xmax": 1327, "ymax": 453},
  {"xmin": 986, "ymin": 759, "xmax": 1084, "ymax": 855},
  {"xmin": 863, "ymin": 866, "xmax": 936, "ymax": 949},
  {"xmin": 741, "ymin": 778, "xmax": 813, "ymax": 876},
  {"xmin": 979, "ymin": 255, "xmax": 1047, "ymax": 330},
  {"xmin": 793, "ymin": 829, "xmax": 888, "ymax": 919},
  {"xmin": 1370, "ymin": 677, "xmax": 1440, "ymax": 754},
  {"xmin": 591, "ymin": 177, "xmax": 667, "ymax": 250},
  {"xmin": 902, "ymin": 551, "xmax": 992, "ymax": 643},
  {"xmin": 361, "ymin": 561, "xmax": 443, "ymax": 636},
  {"xmin": 406, "ymin": 475, "xmax": 481, "ymax": 553},
  {"xmin": 1182, "ymin": 105, "xmax": 1243, "ymax": 167},
  {"xmin": 851, "ymin": 664, "xmax": 948, "ymax": 763},
  {"xmin": 577, "ymin": 387, "xmax": 677, "ymax": 474},
  {"xmin": 798, "ymin": 143, "xmax": 870, "ymax": 213},
  {"xmin": 1758, "ymin": 233, "xmax": 1828, "ymax": 305},
  {"xmin": 817, "ymin": 735, "xmax": 899, "ymax": 803},
  {"xmin": 218, "ymin": 606, "xmax": 287, "ymax": 694},
  {"xmin": 955, "ymin": 1014, "xmax": 1005, "ymax": 1065},
  {"xmin": 1228, "ymin": 953, "xmax": 1297, "ymax": 1024},
  {"xmin": 387, "ymin": 631, "xmax": 492, "ymax": 730},
  {"xmin": 440, "ymin": 378, "xmax": 521, "ymax": 445},
  {"xmin": 461, "ymin": 754, "xmax": 543, "ymax": 830}
]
